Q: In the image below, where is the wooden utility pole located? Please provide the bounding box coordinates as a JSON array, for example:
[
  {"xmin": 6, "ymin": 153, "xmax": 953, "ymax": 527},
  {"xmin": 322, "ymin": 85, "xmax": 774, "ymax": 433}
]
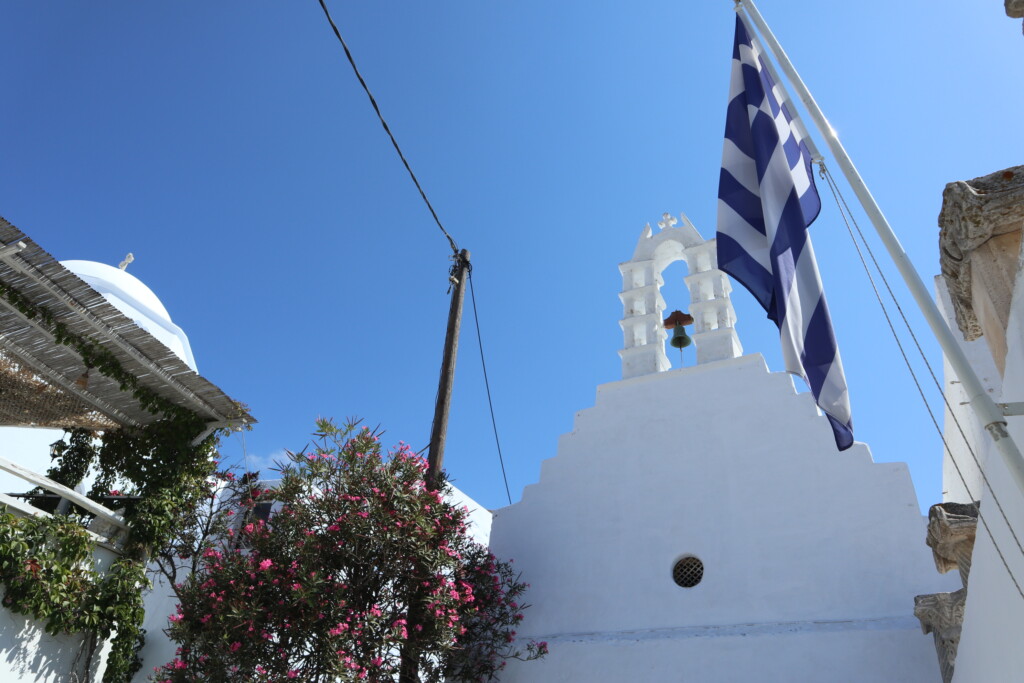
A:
[
  {"xmin": 426, "ymin": 248, "xmax": 470, "ymax": 489},
  {"xmin": 399, "ymin": 249, "xmax": 470, "ymax": 683}
]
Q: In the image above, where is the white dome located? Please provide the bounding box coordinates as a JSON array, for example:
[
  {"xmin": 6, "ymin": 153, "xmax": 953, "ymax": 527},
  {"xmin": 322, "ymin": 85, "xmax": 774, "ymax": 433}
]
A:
[{"xmin": 61, "ymin": 260, "xmax": 198, "ymax": 372}]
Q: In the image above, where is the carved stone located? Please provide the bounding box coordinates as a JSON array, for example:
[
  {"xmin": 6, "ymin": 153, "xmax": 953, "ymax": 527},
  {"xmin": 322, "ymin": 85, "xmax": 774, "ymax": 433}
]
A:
[
  {"xmin": 914, "ymin": 588, "xmax": 967, "ymax": 683},
  {"xmin": 1008, "ymin": 0, "xmax": 1024, "ymax": 19},
  {"xmin": 925, "ymin": 501, "xmax": 979, "ymax": 586},
  {"xmin": 916, "ymin": 502, "xmax": 978, "ymax": 682},
  {"xmin": 938, "ymin": 166, "xmax": 1024, "ymax": 372}
]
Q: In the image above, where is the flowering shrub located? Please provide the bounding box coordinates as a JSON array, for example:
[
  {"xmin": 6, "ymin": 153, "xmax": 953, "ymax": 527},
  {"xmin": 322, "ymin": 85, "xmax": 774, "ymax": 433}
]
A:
[
  {"xmin": 154, "ymin": 419, "xmax": 545, "ymax": 682},
  {"xmin": 151, "ymin": 467, "xmax": 260, "ymax": 599},
  {"xmin": 444, "ymin": 544, "xmax": 548, "ymax": 681}
]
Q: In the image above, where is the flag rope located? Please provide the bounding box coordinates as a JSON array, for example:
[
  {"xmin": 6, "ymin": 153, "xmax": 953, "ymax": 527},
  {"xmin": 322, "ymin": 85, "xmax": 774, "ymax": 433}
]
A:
[
  {"xmin": 735, "ymin": 0, "xmax": 1024, "ymax": 497},
  {"xmin": 819, "ymin": 162, "xmax": 1024, "ymax": 602},
  {"xmin": 821, "ymin": 162, "xmax": 1024, "ymax": 558}
]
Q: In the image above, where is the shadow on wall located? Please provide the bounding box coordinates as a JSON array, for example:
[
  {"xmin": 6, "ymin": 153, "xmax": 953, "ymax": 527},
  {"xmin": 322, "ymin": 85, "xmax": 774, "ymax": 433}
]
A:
[{"xmin": 0, "ymin": 608, "xmax": 101, "ymax": 682}]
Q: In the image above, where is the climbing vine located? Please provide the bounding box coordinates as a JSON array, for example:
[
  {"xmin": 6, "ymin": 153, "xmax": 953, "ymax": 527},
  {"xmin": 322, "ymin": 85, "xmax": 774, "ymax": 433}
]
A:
[
  {"xmin": 0, "ymin": 276, "xmax": 229, "ymax": 682},
  {"xmin": 0, "ymin": 513, "xmax": 148, "ymax": 680}
]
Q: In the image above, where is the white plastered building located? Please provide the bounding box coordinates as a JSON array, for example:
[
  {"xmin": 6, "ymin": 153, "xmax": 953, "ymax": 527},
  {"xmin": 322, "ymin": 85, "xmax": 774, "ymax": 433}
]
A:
[
  {"xmin": 920, "ymin": 166, "xmax": 1024, "ymax": 683},
  {"xmin": 489, "ymin": 214, "xmax": 957, "ymax": 682}
]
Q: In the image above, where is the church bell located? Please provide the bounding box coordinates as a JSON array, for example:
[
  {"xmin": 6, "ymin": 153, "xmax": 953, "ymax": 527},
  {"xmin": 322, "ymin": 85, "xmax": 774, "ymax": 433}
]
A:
[
  {"xmin": 670, "ymin": 325, "xmax": 692, "ymax": 349},
  {"xmin": 663, "ymin": 309, "xmax": 695, "ymax": 350}
]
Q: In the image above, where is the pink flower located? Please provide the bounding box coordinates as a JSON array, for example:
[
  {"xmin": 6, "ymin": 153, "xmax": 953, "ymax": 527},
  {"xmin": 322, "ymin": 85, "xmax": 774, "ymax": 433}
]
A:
[
  {"xmin": 259, "ymin": 559, "xmax": 273, "ymax": 571},
  {"xmin": 229, "ymin": 641, "xmax": 241, "ymax": 652},
  {"xmin": 287, "ymin": 671, "xmax": 299, "ymax": 678}
]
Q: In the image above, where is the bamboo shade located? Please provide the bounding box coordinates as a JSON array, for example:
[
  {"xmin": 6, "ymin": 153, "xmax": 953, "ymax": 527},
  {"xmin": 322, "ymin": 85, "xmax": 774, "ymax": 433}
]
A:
[{"xmin": 0, "ymin": 217, "xmax": 253, "ymax": 430}]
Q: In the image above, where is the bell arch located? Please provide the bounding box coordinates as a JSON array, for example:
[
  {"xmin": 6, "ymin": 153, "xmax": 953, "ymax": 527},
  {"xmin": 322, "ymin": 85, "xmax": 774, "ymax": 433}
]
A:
[{"xmin": 618, "ymin": 212, "xmax": 743, "ymax": 380}]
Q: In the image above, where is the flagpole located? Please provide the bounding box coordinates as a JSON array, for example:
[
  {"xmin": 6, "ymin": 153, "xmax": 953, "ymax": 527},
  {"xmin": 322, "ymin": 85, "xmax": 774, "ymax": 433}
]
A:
[{"xmin": 734, "ymin": 0, "xmax": 1024, "ymax": 498}]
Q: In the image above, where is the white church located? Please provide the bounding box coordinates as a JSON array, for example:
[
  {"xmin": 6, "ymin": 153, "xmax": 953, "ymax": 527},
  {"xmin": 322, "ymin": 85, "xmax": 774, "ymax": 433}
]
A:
[
  {"xmin": 487, "ymin": 213, "xmax": 965, "ymax": 682},
  {"xmin": 482, "ymin": 175, "xmax": 1024, "ymax": 683}
]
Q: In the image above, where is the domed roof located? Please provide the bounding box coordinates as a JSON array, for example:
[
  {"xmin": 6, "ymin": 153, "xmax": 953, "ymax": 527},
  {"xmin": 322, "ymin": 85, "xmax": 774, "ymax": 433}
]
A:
[{"xmin": 61, "ymin": 260, "xmax": 198, "ymax": 372}]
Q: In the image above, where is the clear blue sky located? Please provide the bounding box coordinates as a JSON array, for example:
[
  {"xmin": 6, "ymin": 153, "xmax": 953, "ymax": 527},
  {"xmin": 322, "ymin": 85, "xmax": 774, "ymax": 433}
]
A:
[{"xmin": 1, "ymin": 2, "xmax": 1019, "ymax": 513}]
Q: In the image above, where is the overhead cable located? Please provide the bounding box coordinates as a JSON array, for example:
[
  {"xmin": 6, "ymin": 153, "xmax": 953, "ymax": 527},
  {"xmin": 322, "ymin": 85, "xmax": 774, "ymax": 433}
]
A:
[
  {"xmin": 468, "ymin": 269, "xmax": 513, "ymax": 506},
  {"xmin": 316, "ymin": 0, "xmax": 459, "ymax": 255}
]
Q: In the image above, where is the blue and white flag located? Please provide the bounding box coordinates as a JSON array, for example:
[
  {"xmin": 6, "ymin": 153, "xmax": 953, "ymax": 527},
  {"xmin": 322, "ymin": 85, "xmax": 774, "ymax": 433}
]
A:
[{"xmin": 716, "ymin": 15, "xmax": 853, "ymax": 450}]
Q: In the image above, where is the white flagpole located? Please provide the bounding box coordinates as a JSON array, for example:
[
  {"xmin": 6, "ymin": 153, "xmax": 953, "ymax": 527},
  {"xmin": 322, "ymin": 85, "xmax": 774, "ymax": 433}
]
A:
[{"xmin": 734, "ymin": 0, "xmax": 1024, "ymax": 498}]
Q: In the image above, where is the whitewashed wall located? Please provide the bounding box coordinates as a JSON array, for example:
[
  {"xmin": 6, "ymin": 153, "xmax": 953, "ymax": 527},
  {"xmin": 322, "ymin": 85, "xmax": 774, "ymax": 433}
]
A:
[
  {"xmin": 944, "ymin": 269, "xmax": 1024, "ymax": 683},
  {"xmin": 935, "ymin": 280, "xmax": 1002, "ymax": 504},
  {"xmin": 490, "ymin": 354, "xmax": 957, "ymax": 682}
]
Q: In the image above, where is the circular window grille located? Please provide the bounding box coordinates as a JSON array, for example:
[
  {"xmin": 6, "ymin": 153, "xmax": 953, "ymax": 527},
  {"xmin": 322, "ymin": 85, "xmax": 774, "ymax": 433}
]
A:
[{"xmin": 672, "ymin": 556, "xmax": 704, "ymax": 588}]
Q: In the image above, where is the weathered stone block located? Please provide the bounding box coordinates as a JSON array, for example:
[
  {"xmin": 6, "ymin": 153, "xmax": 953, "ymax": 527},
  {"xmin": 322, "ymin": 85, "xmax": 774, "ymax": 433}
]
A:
[
  {"xmin": 938, "ymin": 166, "xmax": 1024, "ymax": 371},
  {"xmin": 925, "ymin": 501, "xmax": 979, "ymax": 586},
  {"xmin": 914, "ymin": 588, "xmax": 967, "ymax": 683}
]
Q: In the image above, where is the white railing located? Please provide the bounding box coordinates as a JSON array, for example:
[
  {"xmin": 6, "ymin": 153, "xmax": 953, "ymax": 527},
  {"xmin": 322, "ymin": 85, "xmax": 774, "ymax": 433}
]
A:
[{"xmin": 0, "ymin": 455, "xmax": 128, "ymax": 550}]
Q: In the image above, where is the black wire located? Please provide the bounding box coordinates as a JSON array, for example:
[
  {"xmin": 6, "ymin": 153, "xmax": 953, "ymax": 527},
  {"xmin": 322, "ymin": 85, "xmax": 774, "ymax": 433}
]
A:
[
  {"xmin": 819, "ymin": 163, "xmax": 1024, "ymax": 601},
  {"xmin": 468, "ymin": 269, "xmax": 513, "ymax": 505},
  {"xmin": 316, "ymin": 0, "xmax": 459, "ymax": 256},
  {"xmin": 823, "ymin": 164, "xmax": 1024, "ymax": 560}
]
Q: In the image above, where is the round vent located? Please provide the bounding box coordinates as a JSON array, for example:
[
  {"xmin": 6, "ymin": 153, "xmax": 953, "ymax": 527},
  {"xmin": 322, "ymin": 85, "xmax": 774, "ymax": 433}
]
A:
[{"xmin": 672, "ymin": 556, "xmax": 704, "ymax": 588}]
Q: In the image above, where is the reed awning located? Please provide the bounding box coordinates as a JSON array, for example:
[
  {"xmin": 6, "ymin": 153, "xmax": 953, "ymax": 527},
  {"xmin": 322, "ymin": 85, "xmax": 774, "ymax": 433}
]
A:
[{"xmin": 0, "ymin": 217, "xmax": 253, "ymax": 431}]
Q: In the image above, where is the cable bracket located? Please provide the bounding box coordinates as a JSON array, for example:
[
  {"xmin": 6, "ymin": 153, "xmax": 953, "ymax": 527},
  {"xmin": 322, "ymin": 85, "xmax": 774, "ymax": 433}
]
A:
[{"xmin": 998, "ymin": 402, "xmax": 1024, "ymax": 417}]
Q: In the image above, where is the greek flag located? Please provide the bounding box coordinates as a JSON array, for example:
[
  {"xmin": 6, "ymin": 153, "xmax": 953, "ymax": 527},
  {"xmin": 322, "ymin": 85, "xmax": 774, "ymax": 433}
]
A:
[{"xmin": 716, "ymin": 16, "xmax": 853, "ymax": 450}]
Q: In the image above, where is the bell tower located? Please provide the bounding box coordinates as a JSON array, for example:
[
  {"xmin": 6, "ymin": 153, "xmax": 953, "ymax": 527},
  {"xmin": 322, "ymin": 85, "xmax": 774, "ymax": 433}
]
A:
[{"xmin": 617, "ymin": 212, "xmax": 743, "ymax": 379}]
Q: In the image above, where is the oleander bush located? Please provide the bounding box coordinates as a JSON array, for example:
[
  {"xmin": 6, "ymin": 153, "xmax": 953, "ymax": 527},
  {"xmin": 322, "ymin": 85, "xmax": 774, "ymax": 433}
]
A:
[{"xmin": 153, "ymin": 419, "xmax": 546, "ymax": 682}]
